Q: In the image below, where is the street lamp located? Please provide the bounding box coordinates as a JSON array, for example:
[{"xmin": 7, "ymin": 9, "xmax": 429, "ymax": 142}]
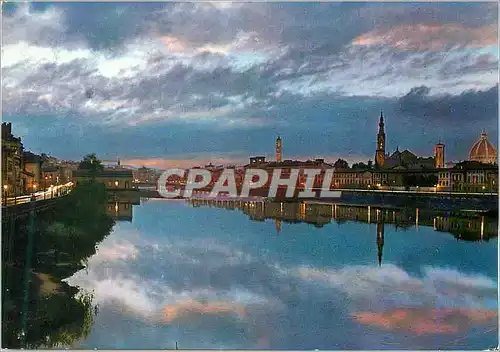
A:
[{"xmin": 114, "ymin": 180, "xmax": 119, "ymax": 188}]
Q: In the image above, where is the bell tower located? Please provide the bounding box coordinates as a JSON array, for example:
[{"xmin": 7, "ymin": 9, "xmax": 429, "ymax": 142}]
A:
[
  {"xmin": 276, "ymin": 136, "xmax": 282, "ymax": 162},
  {"xmin": 375, "ymin": 111, "xmax": 385, "ymax": 168},
  {"xmin": 434, "ymin": 141, "xmax": 445, "ymax": 168}
]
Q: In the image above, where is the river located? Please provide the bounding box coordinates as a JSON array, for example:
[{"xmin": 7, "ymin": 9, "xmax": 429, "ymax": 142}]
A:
[{"xmin": 60, "ymin": 198, "xmax": 498, "ymax": 350}]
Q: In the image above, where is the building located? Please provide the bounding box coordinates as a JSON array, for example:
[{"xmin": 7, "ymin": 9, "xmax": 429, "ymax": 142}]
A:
[
  {"xmin": 72, "ymin": 169, "xmax": 134, "ymax": 190},
  {"xmin": 437, "ymin": 169, "xmax": 451, "ymax": 189},
  {"xmin": 41, "ymin": 165, "xmax": 62, "ymax": 189},
  {"xmin": 447, "ymin": 161, "xmax": 498, "ymax": 193},
  {"xmin": 469, "ymin": 131, "xmax": 497, "ymax": 164},
  {"xmin": 383, "ymin": 148, "xmax": 436, "ymax": 170},
  {"xmin": 263, "ymin": 159, "xmax": 333, "ymax": 190},
  {"xmin": 375, "ymin": 112, "xmax": 385, "ymax": 168},
  {"xmin": 275, "ymin": 136, "xmax": 282, "ymax": 162},
  {"xmin": 373, "ymin": 112, "xmax": 439, "ymax": 171},
  {"xmin": 2, "ymin": 122, "xmax": 25, "ymax": 196},
  {"xmin": 41, "ymin": 153, "xmax": 58, "ymax": 166},
  {"xmin": 249, "ymin": 156, "xmax": 267, "ymax": 166},
  {"xmin": 58, "ymin": 161, "xmax": 78, "ymax": 183},
  {"xmin": 133, "ymin": 166, "xmax": 158, "ymax": 184},
  {"xmin": 23, "ymin": 151, "xmax": 42, "ymax": 193},
  {"xmin": 332, "ymin": 169, "xmax": 373, "ymax": 188},
  {"xmin": 434, "ymin": 142, "xmax": 445, "ymax": 168}
]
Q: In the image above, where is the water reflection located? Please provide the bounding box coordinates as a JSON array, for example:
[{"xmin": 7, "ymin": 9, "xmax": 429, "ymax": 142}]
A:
[
  {"xmin": 106, "ymin": 191, "xmax": 141, "ymax": 222},
  {"xmin": 2, "ymin": 183, "xmax": 115, "ymax": 349},
  {"xmin": 188, "ymin": 199, "xmax": 498, "ymax": 242},
  {"xmin": 22, "ymin": 197, "xmax": 497, "ymax": 350},
  {"xmin": 377, "ymin": 220, "xmax": 384, "ymax": 267}
]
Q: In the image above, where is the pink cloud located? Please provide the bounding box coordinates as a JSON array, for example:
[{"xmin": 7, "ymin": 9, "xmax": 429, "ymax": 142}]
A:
[
  {"xmin": 161, "ymin": 299, "xmax": 247, "ymax": 324},
  {"xmin": 352, "ymin": 23, "xmax": 497, "ymax": 51},
  {"xmin": 122, "ymin": 157, "xmax": 248, "ymax": 169},
  {"xmin": 351, "ymin": 307, "xmax": 497, "ymax": 335},
  {"xmin": 158, "ymin": 35, "xmax": 189, "ymax": 52}
]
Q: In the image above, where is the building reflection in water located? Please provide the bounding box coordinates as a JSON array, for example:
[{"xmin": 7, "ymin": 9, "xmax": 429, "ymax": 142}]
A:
[
  {"xmin": 188, "ymin": 199, "xmax": 498, "ymax": 253},
  {"xmin": 376, "ymin": 211, "xmax": 384, "ymax": 267},
  {"xmin": 106, "ymin": 201, "xmax": 134, "ymax": 221},
  {"xmin": 275, "ymin": 219, "xmax": 281, "ymax": 234},
  {"xmin": 106, "ymin": 192, "xmax": 141, "ymax": 222}
]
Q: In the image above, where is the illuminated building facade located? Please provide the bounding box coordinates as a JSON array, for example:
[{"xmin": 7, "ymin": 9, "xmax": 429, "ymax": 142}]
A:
[{"xmin": 2, "ymin": 122, "xmax": 25, "ymax": 196}]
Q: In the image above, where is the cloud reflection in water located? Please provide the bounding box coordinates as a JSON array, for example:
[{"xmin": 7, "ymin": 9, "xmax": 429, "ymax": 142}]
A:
[{"xmin": 66, "ymin": 213, "xmax": 497, "ymax": 349}]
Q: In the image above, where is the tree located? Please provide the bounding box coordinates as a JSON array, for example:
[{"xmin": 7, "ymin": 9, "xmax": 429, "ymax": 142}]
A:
[
  {"xmin": 367, "ymin": 160, "xmax": 373, "ymax": 169},
  {"xmin": 333, "ymin": 158, "xmax": 349, "ymax": 169},
  {"xmin": 352, "ymin": 162, "xmax": 368, "ymax": 170},
  {"xmin": 78, "ymin": 154, "xmax": 103, "ymax": 179},
  {"xmin": 78, "ymin": 154, "xmax": 103, "ymax": 171}
]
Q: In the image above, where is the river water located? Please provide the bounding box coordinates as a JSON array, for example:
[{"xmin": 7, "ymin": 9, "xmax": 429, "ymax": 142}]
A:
[{"xmin": 60, "ymin": 199, "xmax": 499, "ymax": 350}]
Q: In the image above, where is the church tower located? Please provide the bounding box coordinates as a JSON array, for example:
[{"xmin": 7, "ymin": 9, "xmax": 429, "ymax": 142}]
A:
[
  {"xmin": 375, "ymin": 111, "xmax": 386, "ymax": 168},
  {"xmin": 276, "ymin": 136, "xmax": 282, "ymax": 162},
  {"xmin": 434, "ymin": 142, "xmax": 445, "ymax": 168}
]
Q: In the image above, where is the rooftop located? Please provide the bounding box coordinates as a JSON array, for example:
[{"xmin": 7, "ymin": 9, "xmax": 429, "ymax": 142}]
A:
[{"xmin": 73, "ymin": 169, "xmax": 133, "ymax": 178}]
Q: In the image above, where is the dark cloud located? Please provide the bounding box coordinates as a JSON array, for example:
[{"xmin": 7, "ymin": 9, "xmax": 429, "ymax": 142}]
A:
[
  {"xmin": 6, "ymin": 81, "xmax": 496, "ymax": 164},
  {"xmin": 358, "ymin": 3, "xmax": 497, "ymax": 31},
  {"xmin": 398, "ymin": 85, "xmax": 498, "ymax": 122}
]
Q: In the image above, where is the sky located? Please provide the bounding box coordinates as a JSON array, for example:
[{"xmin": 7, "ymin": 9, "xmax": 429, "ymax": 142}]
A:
[{"xmin": 2, "ymin": 2, "xmax": 498, "ymax": 169}]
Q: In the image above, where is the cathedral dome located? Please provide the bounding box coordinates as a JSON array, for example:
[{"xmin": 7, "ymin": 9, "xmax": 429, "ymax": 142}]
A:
[{"xmin": 469, "ymin": 131, "xmax": 497, "ymax": 164}]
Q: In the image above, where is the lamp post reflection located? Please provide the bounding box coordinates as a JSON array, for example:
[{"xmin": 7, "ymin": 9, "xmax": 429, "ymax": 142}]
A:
[{"xmin": 3, "ymin": 184, "xmax": 8, "ymax": 206}]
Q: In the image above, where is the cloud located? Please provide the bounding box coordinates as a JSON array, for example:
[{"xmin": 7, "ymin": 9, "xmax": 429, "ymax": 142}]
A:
[
  {"xmin": 398, "ymin": 85, "xmax": 498, "ymax": 123},
  {"xmin": 351, "ymin": 307, "xmax": 497, "ymax": 335},
  {"xmin": 2, "ymin": 2, "xmax": 498, "ymax": 165},
  {"xmin": 66, "ymin": 234, "xmax": 278, "ymax": 326},
  {"xmin": 93, "ymin": 239, "xmax": 139, "ymax": 263},
  {"xmin": 2, "ymin": 3, "xmax": 67, "ymax": 47},
  {"xmin": 67, "ymin": 271, "xmax": 273, "ymax": 325},
  {"xmin": 62, "ymin": 211, "xmax": 498, "ymax": 349},
  {"xmin": 161, "ymin": 299, "xmax": 247, "ymax": 324},
  {"xmin": 352, "ymin": 23, "xmax": 497, "ymax": 51},
  {"xmin": 294, "ymin": 264, "xmax": 497, "ymax": 310},
  {"xmin": 122, "ymin": 156, "xmax": 248, "ymax": 170}
]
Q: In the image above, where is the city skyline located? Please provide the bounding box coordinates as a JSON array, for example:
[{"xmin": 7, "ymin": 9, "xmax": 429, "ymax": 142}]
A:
[{"xmin": 2, "ymin": 2, "xmax": 498, "ymax": 169}]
